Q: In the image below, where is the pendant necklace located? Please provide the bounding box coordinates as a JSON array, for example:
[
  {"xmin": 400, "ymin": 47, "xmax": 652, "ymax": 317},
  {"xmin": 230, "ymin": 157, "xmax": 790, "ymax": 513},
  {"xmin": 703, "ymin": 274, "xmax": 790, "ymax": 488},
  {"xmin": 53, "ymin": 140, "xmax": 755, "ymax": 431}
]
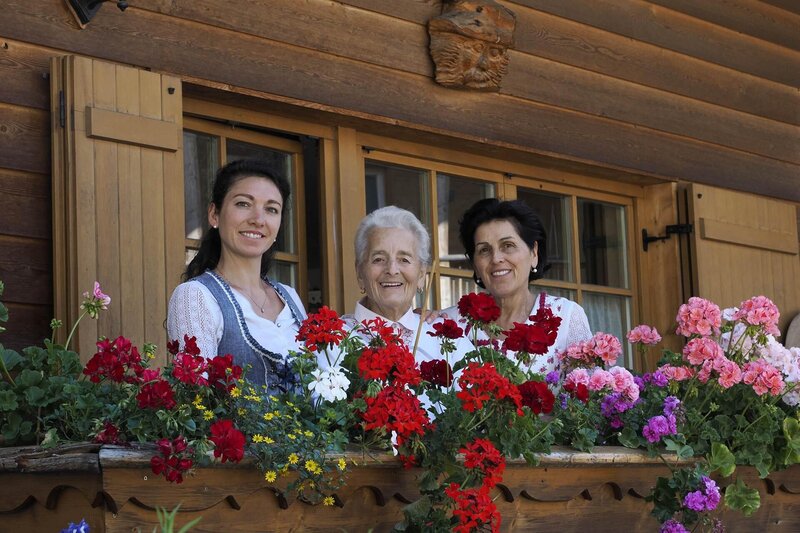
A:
[{"xmin": 217, "ymin": 270, "xmax": 269, "ymax": 314}]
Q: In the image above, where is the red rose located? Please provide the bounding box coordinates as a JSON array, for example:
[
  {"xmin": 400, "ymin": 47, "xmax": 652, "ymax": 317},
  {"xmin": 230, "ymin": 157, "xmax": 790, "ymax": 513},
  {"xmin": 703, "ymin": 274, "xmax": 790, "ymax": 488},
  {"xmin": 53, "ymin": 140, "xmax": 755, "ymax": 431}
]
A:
[
  {"xmin": 457, "ymin": 293, "xmax": 501, "ymax": 325},
  {"xmin": 427, "ymin": 319, "xmax": 464, "ymax": 340},
  {"xmin": 296, "ymin": 305, "xmax": 346, "ymax": 352},
  {"xmin": 517, "ymin": 380, "xmax": 555, "ymax": 414},
  {"xmin": 209, "ymin": 419, "xmax": 246, "ymax": 463},
  {"xmin": 420, "ymin": 359, "xmax": 454, "ymax": 387}
]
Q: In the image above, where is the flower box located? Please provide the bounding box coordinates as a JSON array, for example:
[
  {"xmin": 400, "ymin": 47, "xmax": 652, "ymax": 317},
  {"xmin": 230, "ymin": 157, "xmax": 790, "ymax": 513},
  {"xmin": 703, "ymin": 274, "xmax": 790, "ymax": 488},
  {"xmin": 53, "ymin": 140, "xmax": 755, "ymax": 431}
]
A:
[{"xmin": 3, "ymin": 445, "xmax": 799, "ymax": 532}]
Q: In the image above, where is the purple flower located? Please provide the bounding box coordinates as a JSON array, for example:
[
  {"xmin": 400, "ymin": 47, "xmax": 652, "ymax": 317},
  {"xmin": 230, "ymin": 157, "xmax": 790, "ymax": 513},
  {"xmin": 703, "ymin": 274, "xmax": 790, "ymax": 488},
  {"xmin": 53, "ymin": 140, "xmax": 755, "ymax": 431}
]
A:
[
  {"xmin": 683, "ymin": 476, "xmax": 721, "ymax": 512},
  {"xmin": 61, "ymin": 519, "xmax": 90, "ymax": 533},
  {"xmin": 559, "ymin": 393, "xmax": 569, "ymax": 410},
  {"xmin": 545, "ymin": 370, "xmax": 560, "ymax": 385},
  {"xmin": 643, "ymin": 415, "xmax": 676, "ymax": 443},
  {"xmin": 634, "ymin": 375, "xmax": 646, "ymax": 392},
  {"xmin": 660, "ymin": 519, "xmax": 689, "ymax": 533},
  {"xmin": 648, "ymin": 370, "xmax": 668, "ymax": 387},
  {"xmin": 684, "ymin": 490, "xmax": 708, "ymax": 511},
  {"xmin": 663, "ymin": 396, "xmax": 681, "ymax": 417}
]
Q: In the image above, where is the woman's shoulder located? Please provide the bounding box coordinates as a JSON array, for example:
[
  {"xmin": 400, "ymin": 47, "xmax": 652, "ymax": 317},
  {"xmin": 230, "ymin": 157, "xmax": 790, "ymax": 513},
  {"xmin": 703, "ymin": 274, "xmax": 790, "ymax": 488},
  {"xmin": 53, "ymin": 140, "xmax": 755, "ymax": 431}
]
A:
[
  {"xmin": 544, "ymin": 293, "xmax": 585, "ymax": 314},
  {"xmin": 170, "ymin": 278, "xmax": 215, "ymax": 302}
]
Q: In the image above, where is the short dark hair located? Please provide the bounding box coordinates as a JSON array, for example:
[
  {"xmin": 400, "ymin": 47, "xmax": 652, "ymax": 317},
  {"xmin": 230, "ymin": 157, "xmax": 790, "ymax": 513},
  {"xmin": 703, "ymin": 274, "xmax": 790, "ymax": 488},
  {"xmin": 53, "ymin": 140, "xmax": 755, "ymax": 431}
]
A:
[
  {"xmin": 183, "ymin": 159, "xmax": 291, "ymax": 281},
  {"xmin": 458, "ymin": 198, "xmax": 548, "ymax": 282}
]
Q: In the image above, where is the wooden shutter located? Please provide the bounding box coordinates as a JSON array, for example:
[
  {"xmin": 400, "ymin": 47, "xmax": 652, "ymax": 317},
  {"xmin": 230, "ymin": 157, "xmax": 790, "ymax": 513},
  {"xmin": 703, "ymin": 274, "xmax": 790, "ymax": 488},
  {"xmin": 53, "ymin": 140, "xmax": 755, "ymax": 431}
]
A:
[
  {"xmin": 51, "ymin": 56, "xmax": 184, "ymax": 364},
  {"xmin": 686, "ymin": 183, "xmax": 800, "ymax": 335}
]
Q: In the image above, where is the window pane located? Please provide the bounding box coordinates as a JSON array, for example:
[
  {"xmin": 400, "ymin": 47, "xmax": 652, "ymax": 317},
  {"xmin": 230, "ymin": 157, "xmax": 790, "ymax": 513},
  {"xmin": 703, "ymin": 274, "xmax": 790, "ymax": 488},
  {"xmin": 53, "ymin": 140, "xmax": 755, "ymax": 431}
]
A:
[
  {"xmin": 439, "ymin": 275, "xmax": 477, "ymax": 310},
  {"xmin": 516, "ymin": 189, "xmax": 574, "ymax": 282},
  {"xmin": 578, "ymin": 199, "xmax": 628, "ymax": 288},
  {"xmin": 583, "ymin": 292, "xmax": 632, "ymax": 367},
  {"xmin": 537, "ymin": 286, "xmax": 575, "ymax": 301},
  {"xmin": 365, "ymin": 160, "xmax": 430, "ymax": 227},
  {"xmin": 183, "ymin": 131, "xmax": 219, "ymax": 239},
  {"xmin": 436, "ymin": 174, "xmax": 495, "ymax": 270},
  {"xmin": 269, "ymin": 261, "xmax": 297, "ymax": 289},
  {"xmin": 227, "ymin": 139, "xmax": 296, "ymax": 254}
]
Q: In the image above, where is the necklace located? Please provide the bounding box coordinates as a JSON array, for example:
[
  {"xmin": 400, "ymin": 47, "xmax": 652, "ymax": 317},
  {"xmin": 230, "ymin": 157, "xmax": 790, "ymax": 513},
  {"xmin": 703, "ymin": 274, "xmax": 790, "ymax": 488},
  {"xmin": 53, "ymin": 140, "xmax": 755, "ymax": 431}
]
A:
[{"xmin": 216, "ymin": 270, "xmax": 269, "ymax": 314}]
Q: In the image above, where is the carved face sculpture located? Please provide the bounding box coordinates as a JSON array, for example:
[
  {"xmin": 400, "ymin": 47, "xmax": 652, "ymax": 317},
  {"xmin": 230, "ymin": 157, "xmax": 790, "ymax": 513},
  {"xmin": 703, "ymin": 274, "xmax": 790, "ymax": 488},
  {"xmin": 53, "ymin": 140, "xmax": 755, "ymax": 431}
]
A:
[
  {"xmin": 428, "ymin": 0, "xmax": 516, "ymax": 91},
  {"xmin": 430, "ymin": 32, "xmax": 510, "ymax": 90}
]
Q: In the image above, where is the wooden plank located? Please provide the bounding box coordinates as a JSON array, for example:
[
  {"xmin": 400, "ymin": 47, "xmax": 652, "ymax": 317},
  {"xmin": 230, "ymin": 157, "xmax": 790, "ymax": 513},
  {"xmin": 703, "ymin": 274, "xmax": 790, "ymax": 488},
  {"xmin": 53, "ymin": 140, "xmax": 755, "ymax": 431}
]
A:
[
  {"xmin": 71, "ymin": 55, "xmax": 99, "ymax": 361},
  {"xmin": 0, "ymin": 102, "xmax": 49, "ymax": 175},
  {"xmin": 86, "ymin": 107, "xmax": 179, "ymax": 151},
  {"xmin": 115, "ymin": 64, "xmax": 145, "ymax": 349},
  {"xmin": 336, "ymin": 127, "xmax": 364, "ymax": 308},
  {"xmin": 92, "ymin": 59, "xmax": 121, "ymax": 342},
  {"xmin": 510, "ymin": 0, "xmax": 800, "ymax": 87},
  {"xmin": 700, "ymin": 217, "xmax": 799, "ymax": 254},
  {"xmin": 0, "ymin": 168, "xmax": 50, "ymax": 239},
  {"xmin": 320, "ymin": 137, "xmax": 343, "ymax": 312},
  {"xmin": 0, "ymin": 235, "xmax": 51, "ymax": 305},
  {"xmin": 139, "ymin": 69, "xmax": 168, "ymax": 358},
  {"xmin": 50, "ymin": 56, "xmax": 68, "ymax": 344},
  {"xmin": 502, "ymin": 51, "xmax": 800, "ymax": 164},
  {"xmin": 0, "ymin": 302, "xmax": 52, "ymax": 352},
  {"xmin": 0, "ymin": 38, "xmax": 55, "ymax": 110},
  {"xmin": 645, "ymin": 0, "xmax": 800, "ymax": 51},
  {"xmin": 760, "ymin": 0, "xmax": 800, "ymax": 17},
  {"xmin": 160, "ymin": 72, "xmax": 184, "ymax": 362}
]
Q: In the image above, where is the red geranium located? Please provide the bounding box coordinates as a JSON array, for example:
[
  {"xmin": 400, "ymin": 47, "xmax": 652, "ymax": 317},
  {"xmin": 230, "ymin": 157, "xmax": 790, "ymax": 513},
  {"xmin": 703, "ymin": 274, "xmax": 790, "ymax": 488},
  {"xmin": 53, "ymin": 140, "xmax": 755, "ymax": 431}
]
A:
[
  {"xmin": 503, "ymin": 308, "xmax": 561, "ymax": 355},
  {"xmin": 296, "ymin": 305, "xmax": 346, "ymax": 352},
  {"xmin": 150, "ymin": 436, "xmax": 193, "ymax": 484},
  {"xmin": 445, "ymin": 483, "xmax": 501, "ymax": 533},
  {"xmin": 93, "ymin": 420, "xmax": 124, "ymax": 445},
  {"xmin": 172, "ymin": 352, "xmax": 208, "ymax": 386},
  {"xmin": 517, "ymin": 380, "xmax": 555, "ymax": 414},
  {"xmin": 206, "ymin": 354, "xmax": 243, "ymax": 392},
  {"xmin": 457, "ymin": 362, "xmax": 523, "ymax": 415},
  {"xmin": 209, "ymin": 419, "xmax": 246, "ymax": 463},
  {"xmin": 361, "ymin": 317, "xmax": 400, "ymax": 346},
  {"xmin": 361, "ymin": 384, "xmax": 430, "ymax": 446},
  {"xmin": 457, "ymin": 292, "xmax": 501, "ymax": 325},
  {"xmin": 427, "ymin": 319, "xmax": 464, "ymax": 340},
  {"xmin": 420, "ymin": 359, "xmax": 454, "ymax": 387},
  {"xmin": 83, "ymin": 335, "xmax": 144, "ymax": 383},
  {"xmin": 136, "ymin": 369, "xmax": 176, "ymax": 410},
  {"xmin": 358, "ymin": 343, "xmax": 421, "ymax": 386},
  {"xmin": 462, "ymin": 438, "xmax": 506, "ymax": 489},
  {"xmin": 563, "ymin": 381, "xmax": 589, "ymax": 403}
]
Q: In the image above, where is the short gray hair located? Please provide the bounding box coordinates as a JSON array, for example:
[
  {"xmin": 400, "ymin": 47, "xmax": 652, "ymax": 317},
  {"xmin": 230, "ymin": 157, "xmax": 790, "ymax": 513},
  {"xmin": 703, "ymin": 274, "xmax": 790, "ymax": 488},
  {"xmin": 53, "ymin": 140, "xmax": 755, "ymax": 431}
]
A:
[{"xmin": 354, "ymin": 206, "xmax": 431, "ymax": 267}]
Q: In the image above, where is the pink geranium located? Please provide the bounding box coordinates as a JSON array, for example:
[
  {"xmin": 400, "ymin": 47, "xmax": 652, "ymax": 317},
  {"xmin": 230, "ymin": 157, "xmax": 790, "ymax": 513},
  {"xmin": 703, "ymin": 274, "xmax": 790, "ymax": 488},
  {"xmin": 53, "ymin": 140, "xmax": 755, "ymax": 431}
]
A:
[
  {"xmin": 717, "ymin": 359, "xmax": 743, "ymax": 389},
  {"xmin": 683, "ymin": 337, "xmax": 724, "ymax": 366},
  {"xmin": 742, "ymin": 359, "xmax": 785, "ymax": 396},
  {"xmin": 733, "ymin": 296, "xmax": 781, "ymax": 337},
  {"xmin": 659, "ymin": 364, "xmax": 695, "ymax": 382},
  {"xmin": 627, "ymin": 325, "xmax": 662, "ymax": 345},
  {"xmin": 675, "ymin": 297, "xmax": 721, "ymax": 337}
]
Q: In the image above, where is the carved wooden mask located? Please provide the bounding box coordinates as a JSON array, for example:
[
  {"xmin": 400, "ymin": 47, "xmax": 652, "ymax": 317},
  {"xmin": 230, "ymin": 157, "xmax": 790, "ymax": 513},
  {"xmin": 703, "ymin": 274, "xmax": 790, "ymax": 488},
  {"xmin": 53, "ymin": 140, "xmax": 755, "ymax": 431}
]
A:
[{"xmin": 428, "ymin": 0, "xmax": 516, "ymax": 91}]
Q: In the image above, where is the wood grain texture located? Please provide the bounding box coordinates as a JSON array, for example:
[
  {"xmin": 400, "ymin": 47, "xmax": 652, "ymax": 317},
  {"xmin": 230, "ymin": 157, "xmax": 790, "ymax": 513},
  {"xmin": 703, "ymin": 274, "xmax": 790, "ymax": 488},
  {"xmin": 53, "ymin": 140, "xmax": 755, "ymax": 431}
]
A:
[
  {"xmin": 509, "ymin": 0, "xmax": 800, "ymax": 87},
  {"xmin": 645, "ymin": 0, "xmax": 800, "ymax": 51},
  {"xmin": 0, "ymin": 235, "xmax": 51, "ymax": 305},
  {"xmin": 0, "ymin": 168, "xmax": 50, "ymax": 239},
  {"xmin": 0, "ymin": 302, "xmax": 52, "ymax": 351},
  {"xmin": 0, "ymin": 38, "xmax": 54, "ymax": 110},
  {"xmin": 0, "ymin": 102, "xmax": 49, "ymax": 175}
]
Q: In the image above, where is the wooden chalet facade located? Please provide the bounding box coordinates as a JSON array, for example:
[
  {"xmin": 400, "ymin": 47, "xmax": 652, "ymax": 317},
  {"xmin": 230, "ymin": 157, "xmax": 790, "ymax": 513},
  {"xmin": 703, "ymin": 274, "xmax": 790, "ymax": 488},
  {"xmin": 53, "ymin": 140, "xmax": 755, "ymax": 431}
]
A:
[{"xmin": 0, "ymin": 0, "xmax": 798, "ymax": 367}]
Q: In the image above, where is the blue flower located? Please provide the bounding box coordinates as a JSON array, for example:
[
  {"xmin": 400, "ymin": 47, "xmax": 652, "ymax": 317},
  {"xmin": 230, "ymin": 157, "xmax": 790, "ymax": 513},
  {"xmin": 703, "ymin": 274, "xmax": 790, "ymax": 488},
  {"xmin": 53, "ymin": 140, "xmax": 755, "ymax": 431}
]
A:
[{"xmin": 61, "ymin": 519, "xmax": 90, "ymax": 533}]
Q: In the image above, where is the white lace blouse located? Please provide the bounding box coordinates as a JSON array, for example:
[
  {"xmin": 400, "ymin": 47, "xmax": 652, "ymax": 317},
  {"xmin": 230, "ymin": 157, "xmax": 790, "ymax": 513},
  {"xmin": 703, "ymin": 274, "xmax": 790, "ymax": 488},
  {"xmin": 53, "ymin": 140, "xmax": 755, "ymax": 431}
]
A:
[
  {"xmin": 167, "ymin": 279, "xmax": 305, "ymax": 361},
  {"xmin": 442, "ymin": 293, "xmax": 593, "ymax": 375}
]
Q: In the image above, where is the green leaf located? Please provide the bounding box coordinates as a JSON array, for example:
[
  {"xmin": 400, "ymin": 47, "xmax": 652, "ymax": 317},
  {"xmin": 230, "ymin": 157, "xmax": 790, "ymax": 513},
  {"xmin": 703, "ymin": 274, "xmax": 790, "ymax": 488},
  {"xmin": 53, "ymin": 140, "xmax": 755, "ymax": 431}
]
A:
[
  {"xmin": 664, "ymin": 438, "xmax": 694, "ymax": 460},
  {"xmin": 23, "ymin": 386, "xmax": 47, "ymax": 407},
  {"xmin": 618, "ymin": 427, "xmax": 642, "ymax": 449},
  {"xmin": 400, "ymin": 496, "xmax": 432, "ymax": 528},
  {"xmin": 16, "ymin": 369, "xmax": 43, "ymax": 388},
  {"xmin": 183, "ymin": 418, "xmax": 197, "ymax": 433},
  {"xmin": 0, "ymin": 348, "xmax": 23, "ymax": 372},
  {"xmin": 724, "ymin": 478, "xmax": 761, "ymax": 517},
  {"xmin": 0, "ymin": 390, "xmax": 18, "ymax": 411},
  {"xmin": 783, "ymin": 418, "xmax": 800, "ymax": 457},
  {"xmin": 708, "ymin": 443, "xmax": 737, "ymax": 477}
]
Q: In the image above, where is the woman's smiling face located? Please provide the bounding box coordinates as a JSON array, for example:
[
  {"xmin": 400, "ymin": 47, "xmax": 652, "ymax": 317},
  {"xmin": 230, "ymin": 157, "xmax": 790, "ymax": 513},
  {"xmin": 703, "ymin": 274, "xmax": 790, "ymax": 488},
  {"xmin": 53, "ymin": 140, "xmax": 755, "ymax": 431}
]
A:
[
  {"xmin": 209, "ymin": 176, "xmax": 283, "ymax": 262},
  {"xmin": 358, "ymin": 227, "xmax": 425, "ymax": 321},
  {"xmin": 472, "ymin": 219, "xmax": 537, "ymax": 300}
]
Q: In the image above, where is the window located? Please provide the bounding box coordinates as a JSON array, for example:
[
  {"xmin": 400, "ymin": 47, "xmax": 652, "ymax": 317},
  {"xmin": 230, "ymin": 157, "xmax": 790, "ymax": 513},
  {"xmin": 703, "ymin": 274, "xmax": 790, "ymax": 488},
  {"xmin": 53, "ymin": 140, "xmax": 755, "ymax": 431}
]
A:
[{"xmin": 183, "ymin": 117, "xmax": 306, "ymax": 296}]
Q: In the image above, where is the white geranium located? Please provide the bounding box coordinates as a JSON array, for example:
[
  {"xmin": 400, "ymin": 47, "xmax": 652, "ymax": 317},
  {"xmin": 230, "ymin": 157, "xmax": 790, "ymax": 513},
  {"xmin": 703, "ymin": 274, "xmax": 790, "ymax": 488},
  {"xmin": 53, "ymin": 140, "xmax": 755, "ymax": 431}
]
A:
[{"xmin": 308, "ymin": 366, "xmax": 350, "ymax": 402}]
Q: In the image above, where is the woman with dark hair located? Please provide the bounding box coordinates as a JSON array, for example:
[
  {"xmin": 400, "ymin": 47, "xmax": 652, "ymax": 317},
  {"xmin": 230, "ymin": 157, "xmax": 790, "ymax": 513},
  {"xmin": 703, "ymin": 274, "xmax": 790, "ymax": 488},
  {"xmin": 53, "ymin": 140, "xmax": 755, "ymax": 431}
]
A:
[
  {"xmin": 167, "ymin": 159, "xmax": 306, "ymax": 393},
  {"xmin": 445, "ymin": 198, "xmax": 592, "ymax": 374}
]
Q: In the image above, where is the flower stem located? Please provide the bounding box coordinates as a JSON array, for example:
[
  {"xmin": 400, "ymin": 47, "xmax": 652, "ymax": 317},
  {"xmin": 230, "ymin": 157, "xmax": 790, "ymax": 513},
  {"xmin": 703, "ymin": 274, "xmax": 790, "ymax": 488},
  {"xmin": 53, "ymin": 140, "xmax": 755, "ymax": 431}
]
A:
[
  {"xmin": 0, "ymin": 354, "xmax": 15, "ymax": 387},
  {"xmin": 64, "ymin": 309, "xmax": 88, "ymax": 352}
]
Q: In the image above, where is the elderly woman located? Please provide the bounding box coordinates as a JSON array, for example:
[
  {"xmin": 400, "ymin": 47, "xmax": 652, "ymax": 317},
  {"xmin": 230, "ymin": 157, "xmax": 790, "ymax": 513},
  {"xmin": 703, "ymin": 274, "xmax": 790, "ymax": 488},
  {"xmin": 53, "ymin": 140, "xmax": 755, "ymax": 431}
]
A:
[
  {"xmin": 346, "ymin": 205, "xmax": 473, "ymax": 365},
  {"xmin": 445, "ymin": 198, "xmax": 592, "ymax": 374}
]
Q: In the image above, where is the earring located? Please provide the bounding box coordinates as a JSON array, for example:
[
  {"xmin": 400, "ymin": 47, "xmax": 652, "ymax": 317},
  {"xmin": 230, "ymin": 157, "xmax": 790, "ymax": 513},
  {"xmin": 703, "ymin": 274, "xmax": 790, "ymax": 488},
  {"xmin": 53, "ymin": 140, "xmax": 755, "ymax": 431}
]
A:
[
  {"xmin": 472, "ymin": 272, "xmax": 485, "ymax": 289},
  {"xmin": 359, "ymin": 287, "xmax": 366, "ymax": 294},
  {"xmin": 531, "ymin": 266, "xmax": 538, "ymax": 274},
  {"xmin": 417, "ymin": 287, "xmax": 423, "ymax": 294},
  {"xmin": 212, "ymin": 225, "xmax": 218, "ymax": 229}
]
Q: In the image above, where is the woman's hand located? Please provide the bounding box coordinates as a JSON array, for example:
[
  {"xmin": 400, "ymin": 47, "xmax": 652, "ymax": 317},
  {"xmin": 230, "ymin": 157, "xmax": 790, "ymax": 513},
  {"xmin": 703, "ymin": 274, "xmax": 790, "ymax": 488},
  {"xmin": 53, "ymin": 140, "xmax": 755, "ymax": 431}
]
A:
[{"xmin": 413, "ymin": 308, "xmax": 447, "ymax": 324}]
